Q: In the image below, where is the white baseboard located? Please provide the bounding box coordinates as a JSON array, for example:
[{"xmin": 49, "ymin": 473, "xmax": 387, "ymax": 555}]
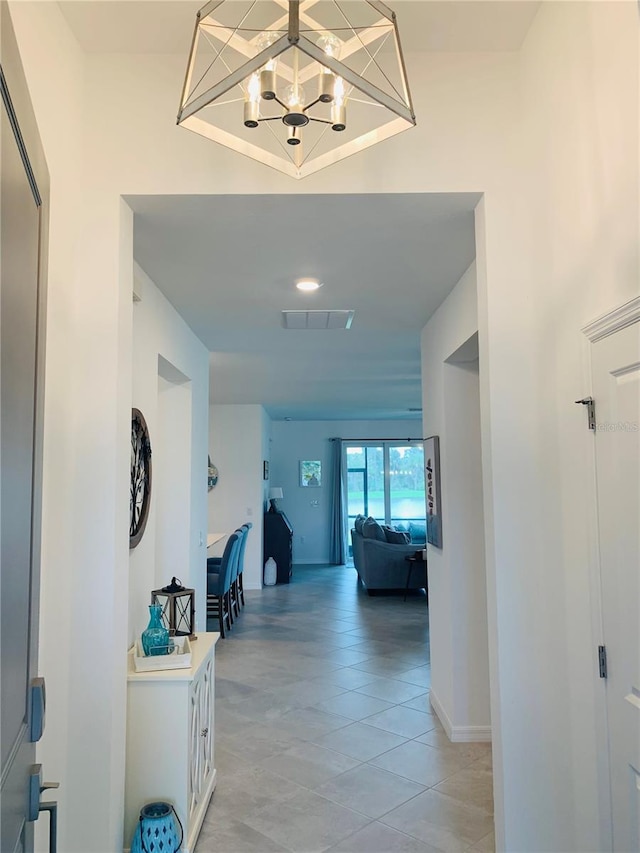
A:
[{"xmin": 429, "ymin": 690, "xmax": 492, "ymax": 743}]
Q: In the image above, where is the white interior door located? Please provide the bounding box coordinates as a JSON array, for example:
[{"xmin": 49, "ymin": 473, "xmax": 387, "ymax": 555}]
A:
[{"xmin": 592, "ymin": 319, "xmax": 640, "ymax": 852}]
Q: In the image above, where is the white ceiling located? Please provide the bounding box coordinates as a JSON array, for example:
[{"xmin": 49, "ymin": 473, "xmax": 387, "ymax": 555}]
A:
[
  {"xmin": 59, "ymin": 1, "xmax": 540, "ymax": 55},
  {"xmin": 127, "ymin": 193, "xmax": 479, "ymax": 420}
]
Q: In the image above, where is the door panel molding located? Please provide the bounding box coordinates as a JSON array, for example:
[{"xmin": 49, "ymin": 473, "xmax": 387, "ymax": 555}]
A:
[{"xmin": 582, "ymin": 296, "xmax": 640, "ymax": 343}]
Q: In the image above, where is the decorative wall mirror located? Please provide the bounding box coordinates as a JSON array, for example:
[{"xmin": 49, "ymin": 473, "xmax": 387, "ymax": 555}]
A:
[
  {"xmin": 208, "ymin": 456, "xmax": 218, "ymax": 490},
  {"xmin": 130, "ymin": 409, "xmax": 152, "ymax": 548}
]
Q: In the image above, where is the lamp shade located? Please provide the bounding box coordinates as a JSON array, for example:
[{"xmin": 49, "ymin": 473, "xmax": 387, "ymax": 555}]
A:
[{"xmin": 269, "ymin": 487, "xmax": 284, "ymax": 500}]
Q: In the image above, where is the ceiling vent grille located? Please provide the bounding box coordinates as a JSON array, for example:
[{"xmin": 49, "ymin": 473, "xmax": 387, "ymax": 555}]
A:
[{"xmin": 282, "ymin": 310, "xmax": 354, "ymax": 330}]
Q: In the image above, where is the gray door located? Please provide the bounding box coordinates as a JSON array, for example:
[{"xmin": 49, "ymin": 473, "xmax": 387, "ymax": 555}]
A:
[{"xmin": 1, "ymin": 5, "xmax": 49, "ymax": 851}]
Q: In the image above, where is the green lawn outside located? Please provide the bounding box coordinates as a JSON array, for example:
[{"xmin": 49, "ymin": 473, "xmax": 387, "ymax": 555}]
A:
[{"xmin": 348, "ymin": 489, "xmax": 425, "ymax": 501}]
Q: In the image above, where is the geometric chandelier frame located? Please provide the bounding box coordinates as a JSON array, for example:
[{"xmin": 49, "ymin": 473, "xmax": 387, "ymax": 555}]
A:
[{"xmin": 177, "ymin": 0, "xmax": 416, "ymax": 179}]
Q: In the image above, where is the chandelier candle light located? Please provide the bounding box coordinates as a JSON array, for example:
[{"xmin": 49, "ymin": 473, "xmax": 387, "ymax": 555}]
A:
[{"xmin": 177, "ymin": 0, "xmax": 415, "ymax": 179}]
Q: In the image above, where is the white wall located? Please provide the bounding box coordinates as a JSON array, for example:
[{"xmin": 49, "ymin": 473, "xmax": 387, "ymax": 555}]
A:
[
  {"xmin": 6, "ymin": 5, "xmax": 85, "ymax": 850},
  {"xmin": 270, "ymin": 419, "xmax": 422, "ymax": 564},
  {"xmin": 9, "ymin": 2, "xmax": 638, "ymax": 850},
  {"xmin": 421, "ymin": 264, "xmax": 490, "ymax": 740},
  {"xmin": 445, "ymin": 356, "xmax": 488, "ymax": 733},
  {"xmin": 208, "ymin": 404, "xmax": 270, "ymax": 589},
  {"xmin": 130, "ymin": 263, "xmax": 209, "ymax": 643},
  {"xmin": 476, "ymin": 5, "xmax": 638, "ymax": 849}
]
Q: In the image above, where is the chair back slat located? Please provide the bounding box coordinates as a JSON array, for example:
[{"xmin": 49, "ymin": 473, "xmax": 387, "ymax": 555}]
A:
[
  {"xmin": 236, "ymin": 523, "xmax": 252, "ymax": 578},
  {"xmin": 230, "ymin": 527, "xmax": 244, "ymax": 582},
  {"xmin": 218, "ymin": 531, "xmax": 240, "ymax": 592}
]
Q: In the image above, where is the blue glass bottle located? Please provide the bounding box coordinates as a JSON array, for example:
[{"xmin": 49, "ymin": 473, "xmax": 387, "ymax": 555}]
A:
[{"xmin": 141, "ymin": 603, "xmax": 170, "ymax": 656}]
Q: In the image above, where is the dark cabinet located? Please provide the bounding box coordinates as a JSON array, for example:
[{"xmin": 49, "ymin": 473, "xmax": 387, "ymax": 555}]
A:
[{"xmin": 263, "ymin": 510, "xmax": 293, "ymax": 584}]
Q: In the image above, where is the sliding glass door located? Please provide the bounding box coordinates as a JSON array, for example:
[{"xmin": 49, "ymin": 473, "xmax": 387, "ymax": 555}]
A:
[{"xmin": 344, "ymin": 441, "xmax": 425, "ymax": 554}]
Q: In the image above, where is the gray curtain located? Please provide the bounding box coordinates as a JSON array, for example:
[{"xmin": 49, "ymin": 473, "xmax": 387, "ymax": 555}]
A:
[{"xmin": 329, "ymin": 438, "xmax": 345, "ymax": 565}]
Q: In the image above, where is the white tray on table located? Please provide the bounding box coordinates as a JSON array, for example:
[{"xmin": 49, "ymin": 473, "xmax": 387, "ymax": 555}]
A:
[{"xmin": 132, "ymin": 635, "xmax": 192, "ymax": 672}]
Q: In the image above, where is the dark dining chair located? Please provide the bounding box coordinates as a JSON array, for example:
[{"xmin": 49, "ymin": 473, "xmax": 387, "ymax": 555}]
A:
[
  {"xmin": 235, "ymin": 522, "xmax": 252, "ymax": 610},
  {"xmin": 207, "ymin": 530, "xmax": 240, "ymax": 638}
]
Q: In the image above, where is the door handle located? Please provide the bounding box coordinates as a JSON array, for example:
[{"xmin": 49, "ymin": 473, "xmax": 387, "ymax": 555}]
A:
[
  {"xmin": 29, "ymin": 677, "xmax": 46, "ymax": 742},
  {"xmin": 39, "ymin": 800, "xmax": 58, "ymax": 853},
  {"xmin": 28, "ymin": 766, "xmax": 59, "ymax": 853}
]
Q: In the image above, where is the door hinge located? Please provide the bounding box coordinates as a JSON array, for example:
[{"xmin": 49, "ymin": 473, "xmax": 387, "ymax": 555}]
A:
[
  {"xmin": 575, "ymin": 397, "xmax": 596, "ymax": 430},
  {"xmin": 598, "ymin": 645, "xmax": 608, "ymax": 679}
]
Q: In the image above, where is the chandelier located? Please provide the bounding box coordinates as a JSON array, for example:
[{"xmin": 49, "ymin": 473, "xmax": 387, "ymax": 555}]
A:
[{"xmin": 177, "ymin": 1, "xmax": 415, "ymax": 179}]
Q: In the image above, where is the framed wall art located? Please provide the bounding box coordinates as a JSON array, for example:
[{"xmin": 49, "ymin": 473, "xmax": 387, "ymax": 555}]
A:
[
  {"xmin": 423, "ymin": 436, "xmax": 442, "ymax": 548},
  {"xmin": 300, "ymin": 460, "xmax": 321, "ymax": 487}
]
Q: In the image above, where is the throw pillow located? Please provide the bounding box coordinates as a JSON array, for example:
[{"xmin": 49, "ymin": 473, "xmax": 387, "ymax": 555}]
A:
[
  {"xmin": 409, "ymin": 521, "xmax": 427, "ymax": 544},
  {"xmin": 362, "ymin": 516, "xmax": 386, "ymax": 542},
  {"xmin": 384, "ymin": 526, "xmax": 411, "ymax": 545},
  {"xmin": 354, "ymin": 514, "xmax": 365, "ymax": 534}
]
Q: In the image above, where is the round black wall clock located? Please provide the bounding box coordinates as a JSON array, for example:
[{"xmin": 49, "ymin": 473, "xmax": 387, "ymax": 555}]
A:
[
  {"xmin": 130, "ymin": 408, "xmax": 152, "ymax": 549},
  {"xmin": 208, "ymin": 456, "xmax": 218, "ymax": 491}
]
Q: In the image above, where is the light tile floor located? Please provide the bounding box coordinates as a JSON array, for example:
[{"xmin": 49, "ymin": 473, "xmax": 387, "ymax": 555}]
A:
[{"xmin": 197, "ymin": 565, "xmax": 494, "ymax": 853}]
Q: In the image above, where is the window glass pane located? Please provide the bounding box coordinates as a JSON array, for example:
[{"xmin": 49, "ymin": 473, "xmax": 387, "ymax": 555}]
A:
[
  {"xmin": 389, "ymin": 444, "xmax": 426, "ymax": 533},
  {"xmin": 365, "ymin": 446, "xmax": 384, "ymax": 519},
  {"xmin": 347, "ymin": 470, "xmax": 365, "ymax": 520},
  {"xmin": 345, "ymin": 443, "xmax": 424, "ymax": 539},
  {"xmin": 346, "ymin": 446, "xmax": 364, "ymax": 467}
]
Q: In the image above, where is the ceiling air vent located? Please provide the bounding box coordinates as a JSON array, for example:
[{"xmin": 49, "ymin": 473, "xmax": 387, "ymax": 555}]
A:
[{"xmin": 282, "ymin": 310, "xmax": 354, "ymax": 330}]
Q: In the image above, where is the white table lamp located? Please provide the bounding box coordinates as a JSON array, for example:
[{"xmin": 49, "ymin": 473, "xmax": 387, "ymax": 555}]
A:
[{"xmin": 268, "ymin": 487, "xmax": 283, "ymax": 512}]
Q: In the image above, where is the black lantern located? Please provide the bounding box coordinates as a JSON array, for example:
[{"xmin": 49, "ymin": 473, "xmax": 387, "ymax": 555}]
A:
[{"xmin": 151, "ymin": 578, "xmax": 196, "ymax": 640}]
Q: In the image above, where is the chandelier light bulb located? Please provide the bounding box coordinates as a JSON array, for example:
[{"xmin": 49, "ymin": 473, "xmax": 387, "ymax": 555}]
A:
[
  {"xmin": 244, "ymin": 73, "xmax": 261, "ymax": 127},
  {"xmin": 256, "ymin": 31, "xmax": 280, "ymax": 52},
  {"xmin": 318, "ymin": 33, "xmax": 341, "ymax": 102},
  {"xmin": 318, "ymin": 33, "xmax": 341, "ymax": 59},
  {"xmin": 284, "ymin": 83, "xmax": 306, "ymax": 109},
  {"xmin": 260, "ymin": 68, "xmax": 277, "ymax": 100},
  {"xmin": 247, "ymin": 72, "xmax": 261, "ymax": 103},
  {"xmin": 256, "ymin": 33, "xmax": 280, "ymax": 101},
  {"xmin": 331, "ymin": 78, "xmax": 346, "ymax": 130},
  {"xmin": 282, "ymin": 84, "xmax": 309, "ymax": 128},
  {"xmin": 319, "ymin": 69, "xmax": 335, "ymax": 103}
]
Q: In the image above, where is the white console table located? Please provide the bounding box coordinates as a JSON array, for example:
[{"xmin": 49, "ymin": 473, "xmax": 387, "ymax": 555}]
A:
[{"xmin": 124, "ymin": 632, "xmax": 219, "ymax": 853}]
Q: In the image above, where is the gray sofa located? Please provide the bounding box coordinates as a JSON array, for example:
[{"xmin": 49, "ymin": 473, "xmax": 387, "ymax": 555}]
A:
[{"xmin": 351, "ymin": 515, "xmax": 427, "ymax": 594}]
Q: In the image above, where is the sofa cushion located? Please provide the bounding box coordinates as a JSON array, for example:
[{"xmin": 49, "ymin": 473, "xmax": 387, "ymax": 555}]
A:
[
  {"xmin": 354, "ymin": 514, "xmax": 366, "ymax": 534},
  {"xmin": 362, "ymin": 516, "xmax": 386, "ymax": 542},
  {"xmin": 409, "ymin": 521, "xmax": 427, "ymax": 544},
  {"xmin": 383, "ymin": 526, "xmax": 411, "ymax": 545}
]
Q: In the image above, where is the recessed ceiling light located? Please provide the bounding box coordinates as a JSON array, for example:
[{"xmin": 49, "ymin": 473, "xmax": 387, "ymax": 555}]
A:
[{"xmin": 296, "ymin": 279, "xmax": 322, "ymax": 292}]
